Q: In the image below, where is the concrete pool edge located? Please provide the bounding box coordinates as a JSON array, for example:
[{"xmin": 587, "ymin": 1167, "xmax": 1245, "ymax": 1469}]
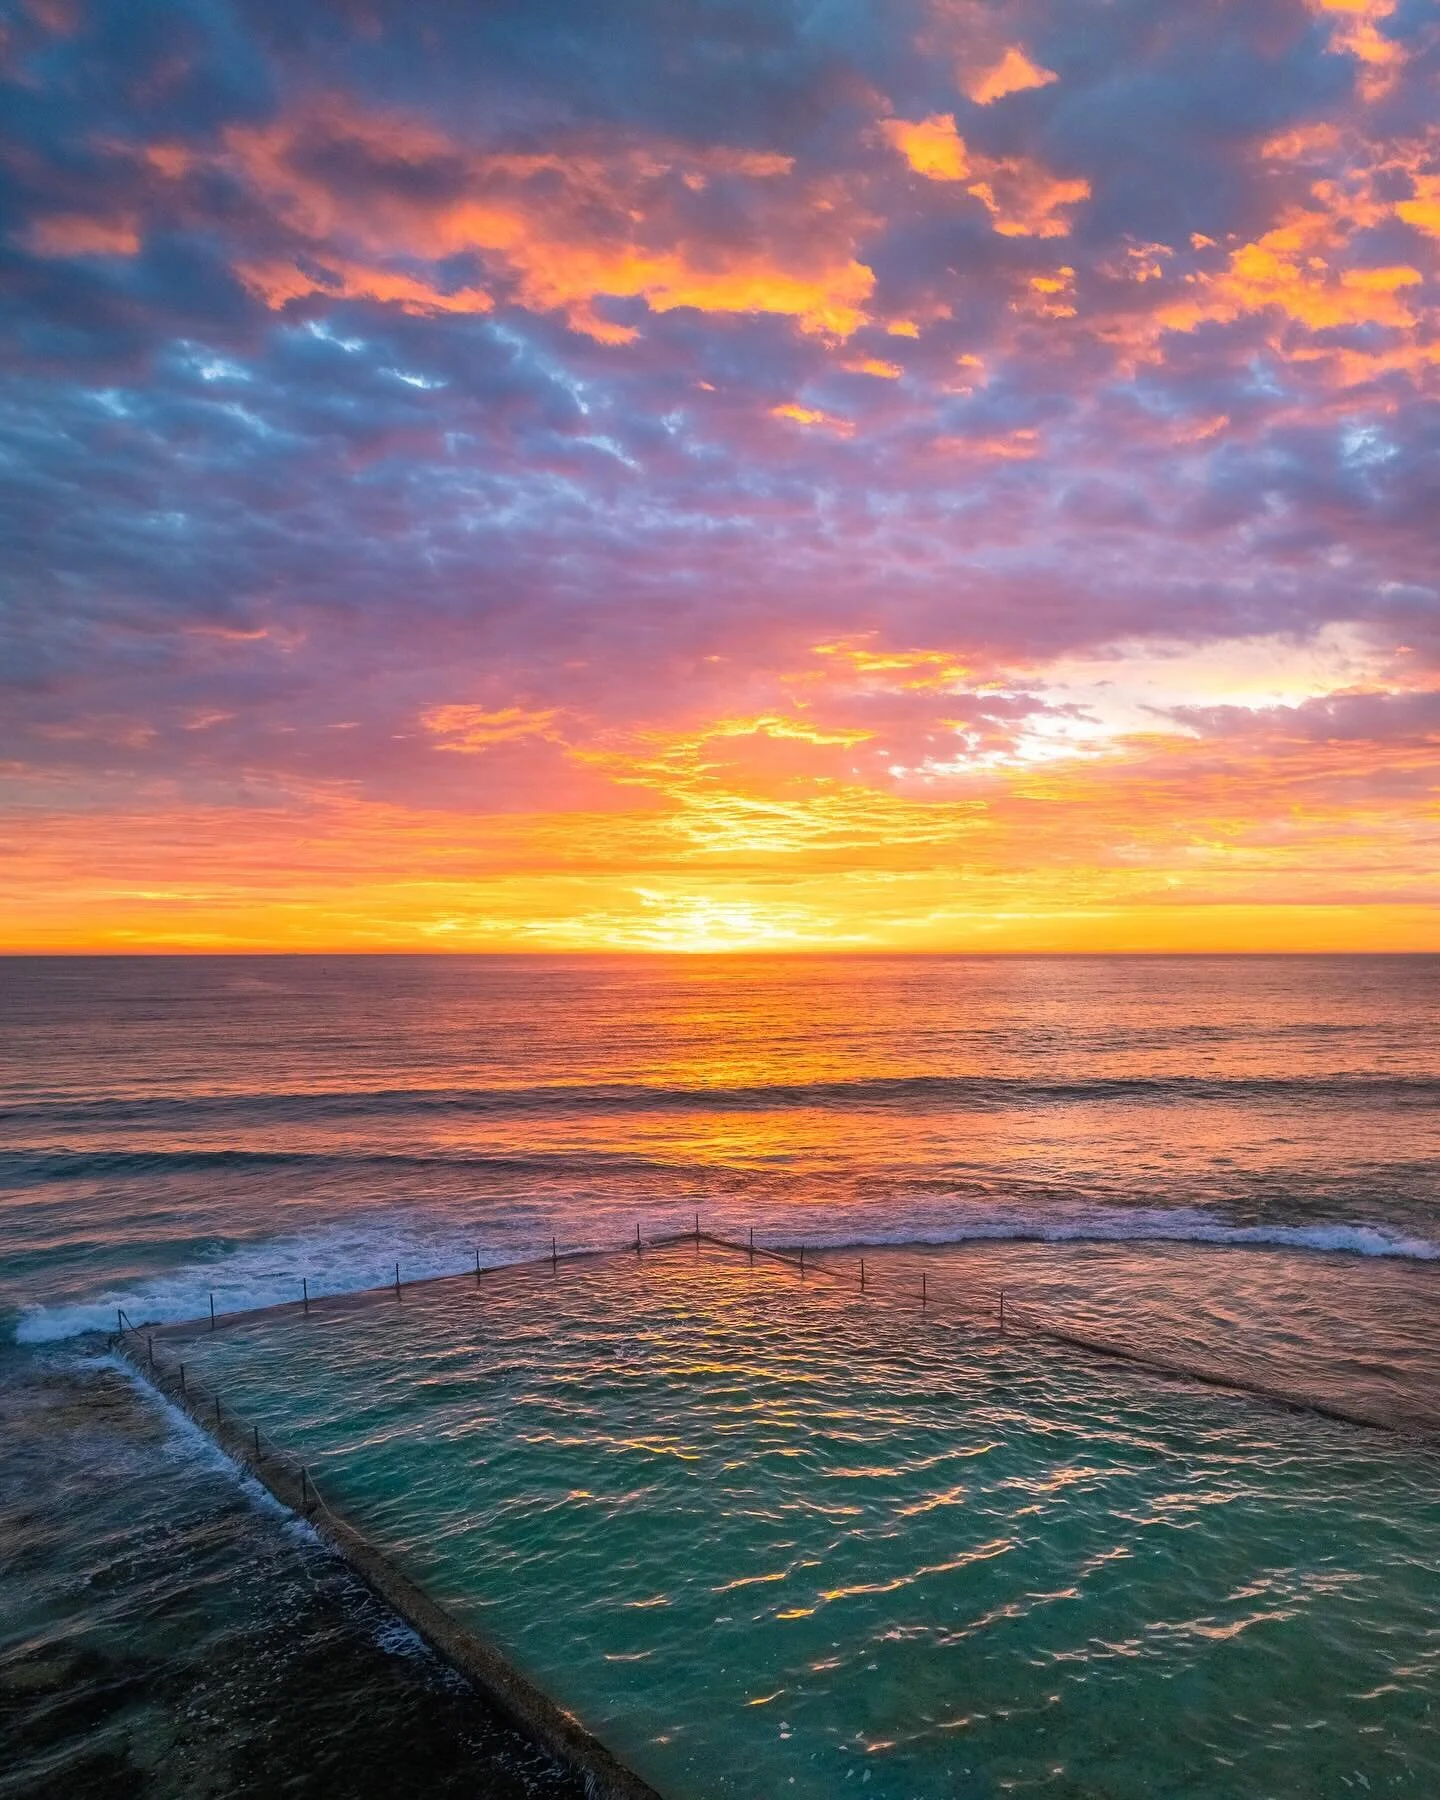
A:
[{"xmin": 110, "ymin": 1332, "xmax": 666, "ymax": 1800}]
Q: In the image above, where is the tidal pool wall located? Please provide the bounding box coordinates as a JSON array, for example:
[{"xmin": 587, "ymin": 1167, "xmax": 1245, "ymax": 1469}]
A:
[{"xmin": 112, "ymin": 1319, "xmax": 665, "ymax": 1800}]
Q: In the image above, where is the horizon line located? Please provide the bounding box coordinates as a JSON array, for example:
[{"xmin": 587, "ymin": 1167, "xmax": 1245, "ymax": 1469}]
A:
[{"xmin": 3, "ymin": 948, "xmax": 1437, "ymax": 960}]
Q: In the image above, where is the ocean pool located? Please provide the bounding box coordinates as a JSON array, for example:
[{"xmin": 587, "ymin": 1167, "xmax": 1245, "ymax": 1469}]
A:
[{"xmin": 162, "ymin": 1243, "xmax": 1440, "ymax": 1799}]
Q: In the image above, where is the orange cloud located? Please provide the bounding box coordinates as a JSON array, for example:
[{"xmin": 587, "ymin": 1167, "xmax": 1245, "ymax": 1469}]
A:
[
  {"xmin": 771, "ymin": 402, "xmax": 855, "ymax": 433},
  {"xmin": 881, "ymin": 113, "xmax": 970, "ymax": 181},
  {"xmin": 27, "ymin": 214, "xmax": 140, "ymax": 256},
  {"xmin": 968, "ymin": 162, "xmax": 1090, "ymax": 238},
  {"xmin": 1021, "ymin": 266, "xmax": 1077, "ymax": 317},
  {"xmin": 842, "ymin": 356, "xmax": 904, "ymax": 378},
  {"xmin": 932, "ymin": 427, "xmax": 1040, "ymax": 459},
  {"xmin": 811, "ymin": 638, "xmax": 972, "ymax": 690},
  {"xmin": 1101, "ymin": 132, "xmax": 1440, "ymax": 384},
  {"xmin": 1158, "ymin": 213, "xmax": 1421, "ymax": 336},
  {"xmin": 708, "ymin": 714, "xmax": 873, "ymax": 748},
  {"xmin": 963, "ymin": 46, "xmax": 1059, "ymax": 106},
  {"xmin": 881, "ymin": 113, "xmax": 1088, "ymax": 237},
  {"xmin": 1397, "ymin": 174, "xmax": 1440, "ymax": 237},
  {"xmin": 1259, "ymin": 122, "xmax": 1344, "ymax": 164},
  {"xmin": 1308, "ymin": 0, "xmax": 1405, "ymax": 99},
  {"xmin": 1104, "ymin": 242, "xmax": 1173, "ymax": 284},
  {"xmin": 237, "ymin": 257, "xmax": 493, "ymax": 316},
  {"xmin": 1171, "ymin": 412, "xmax": 1230, "ymax": 444},
  {"xmin": 570, "ymin": 715, "xmax": 985, "ymax": 863},
  {"xmin": 142, "ymin": 142, "xmax": 194, "ymax": 179},
  {"xmin": 215, "ymin": 103, "xmax": 876, "ymax": 340},
  {"xmin": 422, "ymin": 704, "xmax": 564, "ymax": 750}
]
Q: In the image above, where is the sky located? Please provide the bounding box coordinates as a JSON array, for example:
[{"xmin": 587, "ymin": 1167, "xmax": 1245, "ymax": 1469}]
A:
[{"xmin": 1, "ymin": 0, "xmax": 1438, "ymax": 952}]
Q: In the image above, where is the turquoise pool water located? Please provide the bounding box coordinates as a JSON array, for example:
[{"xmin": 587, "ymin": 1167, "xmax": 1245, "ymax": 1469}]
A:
[{"xmin": 168, "ymin": 1243, "xmax": 1439, "ymax": 1800}]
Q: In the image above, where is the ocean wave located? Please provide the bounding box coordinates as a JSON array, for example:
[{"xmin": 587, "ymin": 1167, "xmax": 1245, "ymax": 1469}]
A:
[
  {"xmin": 0, "ymin": 1146, "xmax": 690, "ymax": 1183},
  {"xmin": 797, "ymin": 1211, "xmax": 1440, "ymax": 1262},
  {"xmin": 14, "ymin": 1204, "xmax": 1437, "ymax": 1343},
  {"xmin": 15, "ymin": 1217, "xmax": 551, "ymax": 1343},
  {"xmin": 3, "ymin": 1070, "xmax": 1436, "ymax": 1128}
]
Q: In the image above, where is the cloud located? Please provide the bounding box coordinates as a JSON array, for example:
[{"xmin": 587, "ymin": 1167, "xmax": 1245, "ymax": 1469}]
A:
[
  {"xmin": 880, "ymin": 112, "xmax": 1089, "ymax": 236},
  {"xmin": 881, "ymin": 114, "xmax": 971, "ymax": 182},
  {"xmin": 187, "ymin": 102, "xmax": 878, "ymax": 340},
  {"xmin": 1171, "ymin": 685, "xmax": 1440, "ymax": 746},
  {"xmin": 235, "ymin": 256, "xmax": 494, "ymax": 317},
  {"xmin": 27, "ymin": 214, "xmax": 142, "ymax": 256},
  {"xmin": 0, "ymin": 0, "xmax": 1437, "ymax": 947},
  {"xmin": 1307, "ymin": 0, "xmax": 1407, "ymax": 100},
  {"xmin": 963, "ymin": 46, "xmax": 1059, "ymax": 107},
  {"xmin": 422, "ymin": 704, "xmax": 565, "ymax": 750},
  {"xmin": 771, "ymin": 401, "xmax": 855, "ymax": 433},
  {"xmin": 1397, "ymin": 175, "xmax": 1440, "ymax": 238}
]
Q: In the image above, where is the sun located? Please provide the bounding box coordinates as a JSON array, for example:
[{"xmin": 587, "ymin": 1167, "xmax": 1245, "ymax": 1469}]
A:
[{"xmin": 614, "ymin": 892, "xmax": 858, "ymax": 953}]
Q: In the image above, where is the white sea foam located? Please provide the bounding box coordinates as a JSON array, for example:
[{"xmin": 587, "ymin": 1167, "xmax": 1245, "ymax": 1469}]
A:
[
  {"xmin": 369, "ymin": 1616, "xmax": 432, "ymax": 1660},
  {"xmin": 98, "ymin": 1349, "xmax": 299, "ymax": 1516},
  {"xmin": 15, "ymin": 1201, "xmax": 1438, "ymax": 1343},
  {"xmin": 798, "ymin": 1208, "xmax": 1440, "ymax": 1262},
  {"xmin": 14, "ymin": 1217, "xmax": 543, "ymax": 1343}
]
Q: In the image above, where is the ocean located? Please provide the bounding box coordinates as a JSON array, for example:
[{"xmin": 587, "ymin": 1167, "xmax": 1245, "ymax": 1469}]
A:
[{"xmin": 2, "ymin": 954, "xmax": 1437, "ymax": 1794}]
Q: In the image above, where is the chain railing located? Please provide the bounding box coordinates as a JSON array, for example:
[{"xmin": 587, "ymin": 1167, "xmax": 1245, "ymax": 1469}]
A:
[{"xmin": 110, "ymin": 1221, "xmax": 1436, "ymax": 1445}]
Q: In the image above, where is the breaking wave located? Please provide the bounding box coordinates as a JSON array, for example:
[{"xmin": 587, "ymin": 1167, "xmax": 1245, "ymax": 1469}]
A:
[{"xmin": 15, "ymin": 1203, "xmax": 1438, "ymax": 1343}]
